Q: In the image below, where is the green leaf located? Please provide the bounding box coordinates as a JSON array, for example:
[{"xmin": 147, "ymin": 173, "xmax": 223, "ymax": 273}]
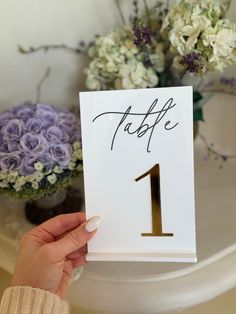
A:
[
  {"xmin": 193, "ymin": 107, "xmax": 203, "ymax": 121},
  {"xmin": 193, "ymin": 91, "xmax": 203, "ymax": 103}
]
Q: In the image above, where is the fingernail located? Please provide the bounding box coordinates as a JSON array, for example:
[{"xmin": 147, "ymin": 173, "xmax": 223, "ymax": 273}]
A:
[{"xmin": 85, "ymin": 216, "xmax": 102, "ymax": 232}]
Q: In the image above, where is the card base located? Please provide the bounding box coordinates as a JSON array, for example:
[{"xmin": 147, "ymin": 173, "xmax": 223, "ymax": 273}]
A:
[{"xmin": 86, "ymin": 251, "xmax": 197, "ymax": 263}]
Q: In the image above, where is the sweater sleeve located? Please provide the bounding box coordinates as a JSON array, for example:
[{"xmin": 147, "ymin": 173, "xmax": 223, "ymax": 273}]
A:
[{"xmin": 0, "ymin": 286, "xmax": 70, "ymax": 314}]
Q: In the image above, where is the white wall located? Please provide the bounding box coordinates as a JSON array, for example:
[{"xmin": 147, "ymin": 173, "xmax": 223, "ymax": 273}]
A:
[
  {"xmin": 0, "ymin": 0, "xmax": 235, "ymax": 111},
  {"xmin": 0, "ymin": 0, "xmax": 134, "ymax": 110}
]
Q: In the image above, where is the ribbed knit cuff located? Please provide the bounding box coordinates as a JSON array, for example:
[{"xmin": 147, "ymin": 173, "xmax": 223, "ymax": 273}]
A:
[{"xmin": 0, "ymin": 286, "xmax": 69, "ymax": 314}]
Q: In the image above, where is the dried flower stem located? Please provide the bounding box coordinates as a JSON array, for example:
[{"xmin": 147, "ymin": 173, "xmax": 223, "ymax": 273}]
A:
[
  {"xmin": 199, "ymin": 133, "xmax": 236, "ymax": 161},
  {"xmin": 225, "ymin": 0, "xmax": 232, "ymax": 14},
  {"xmin": 143, "ymin": 0, "xmax": 151, "ymax": 27},
  {"xmin": 18, "ymin": 44, "xmax": 82, "ymax": 55},
  {"xmin": 36, "ymin": 67, "xmax": 51, "ymax": 103},
  {"xmin": 115, "ymin": 0, "xmax": 126, "ymax": 25},
  {"xmin": 166, "ymin": 0, "xmax": 170, "ymax": 10}
]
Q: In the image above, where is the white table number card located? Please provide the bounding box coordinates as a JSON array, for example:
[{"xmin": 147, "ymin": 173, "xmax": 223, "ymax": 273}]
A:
[{"xmin": 80, "ymin": 86, "xmax": 196, "ymax": 262}]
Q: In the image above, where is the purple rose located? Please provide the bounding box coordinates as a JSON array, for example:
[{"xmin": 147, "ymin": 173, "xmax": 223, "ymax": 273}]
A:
[
  {"xmin": 46, "ymin": 126, "xmax": 63, "ymax": 142},
  {"xmin": 20, "ymin": 155, "xmax": 38, "ymax": 176},
  {"xmin": 26, "ymin": 118, "xmax": 42, "ymax": 134},
  {"xmin": 60, "ymin": 127, "xmax": 70, "ymax": 143},
  {"xmin": 0, "ymin": 111, "xmax": 15, "ymax": 128},
  {"xmin": 0, "ymin": 135, "xmax": 8, "ymax": 153},
  {"xmin": 20, "ymin": 133, "xmax": 48, "ymax": 155},
  {"xmin": 4, "ymin": 119, "xmax": 23, "ymax": 139},
  {"xmin": 0, "ymin": 134, "xmax": 4, "ymax": 145},
  {"xmin": 16, "ymin": 105, "xmax": 34, "ymax": 122},
  {"xmin": 0, "ymin": 153, "xmax": 22, "ymax": 171},
  {"xmin": 45, "ymin": 125, "xmax": 70, "ymax": 144},
  {"xmin": 36, "ymin": 103, "xmax": 55, "ymax": 112},
  {"xmin": 38, "ymin": 152, "xmax": 56, "ymax": 170},
  {"xmin": 0, "ymin": 142, "xmax": 9, "ymax": 153},
  {"xmin": 36, "ymin": 108, "xmax": 58, "ymax": 128},
  {"xmin": 58, "ymin": 112, "xmax": 77, "ymax": 132},
  {"xmin": 69, "ymin": 126, "xmax": 81, "ymax": 143},
  {"xmin": 8, "ymin": 139, "xmax": 20, "ymax": 152},
  {"xmin": 49, "ymin": 143, "xmax": 72, "ymax": 167}
]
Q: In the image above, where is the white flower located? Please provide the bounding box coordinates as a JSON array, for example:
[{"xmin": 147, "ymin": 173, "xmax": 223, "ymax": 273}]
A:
[
  {"xmin": 76, "ymin": 164, "xmax": 83, "ymax": 171},
  {"xmin": 85, "ymin": 27, "xmax": 164, "ymax": 90},
  {"xmin": 118, "ymin": 62, "xmax": 158, "ymax": 89},
  {"xmin": 47, "ymin": 174, "xmax": 57, "ymax": 185},
  {"xmin": 149, "ymin": 44, "xmax": 165, "ymax": 72},
  {"xmin": 85, "ymin": 74, "xmax": 103, "ymax": 91},
  {"xmin": 204, "ymin": 25, "xmax": 236, "ymax": 58},
  {"xmin": 0, "ymin": 181, "xmax": 8, "ymax": 188},
  {"xmin": 68, "ymin": 161, "xmax": 76, "ymax": 170},
  {"xmin": 163, "ymin": 0, "xmax": 236, "ymax": 73},
  {"xmin": 13, "ymin": 177, "xmax": 26, "ymax": 191},
  {"xmin": 16, "ymin": 176, "xmax": 26, "ymax": 186},
  {"xmin": 202, "ymin": 20, "xmax": 236, "ymax": 71},
  {"xmin": 73, "ymin": 141, "xmax": 81, "ymax": 150},
  {"xmin": 32, "ymin": 182, "xmax": 39, "ymax": 190},
  {"xmin": 53, "ymin": 165, "xmax": 63, "ymax": 174},
  {"xmin": 0, "ymin": 171, "xmax": 8, "ymax": 180},
  {"xmin": 32, "ymin": 171, "xmax": 44, "ymax": 183},
  {"xmin": 13, "ymin": 183, "xmax": 22, "ymax": 192},
  {"xmin": 73, "ymin": 149, "xmax": 83, "ymax": 160},
  {"xmin": 34, "ymin": 161, "xmax": 44, "ymax": 171},
  {"xmin": 7, "ymin": 171, "xmax": 19, "ymax": 183}
]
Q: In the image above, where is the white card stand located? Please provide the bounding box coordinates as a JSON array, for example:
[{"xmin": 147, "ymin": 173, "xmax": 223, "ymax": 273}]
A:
[{"xmin": 80, "ymin": 87, "xmax": 196, "ymax": 262}]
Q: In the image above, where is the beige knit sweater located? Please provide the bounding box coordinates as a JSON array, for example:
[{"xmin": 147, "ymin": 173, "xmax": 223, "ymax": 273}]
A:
[{"xmin": 0, "ymin": 286, "xmax": 69, "ymax": 314}]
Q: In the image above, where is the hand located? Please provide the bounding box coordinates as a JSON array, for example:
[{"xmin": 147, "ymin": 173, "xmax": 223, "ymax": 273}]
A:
[{"xmin": 11, "ymin": 213, "xmax": 101, "ymax": 299}]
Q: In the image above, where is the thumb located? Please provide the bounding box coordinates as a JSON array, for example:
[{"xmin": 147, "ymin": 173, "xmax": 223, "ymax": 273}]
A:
[{"xmin": 50, "ymin": 216, "xmax": 102, "ymax": 258}]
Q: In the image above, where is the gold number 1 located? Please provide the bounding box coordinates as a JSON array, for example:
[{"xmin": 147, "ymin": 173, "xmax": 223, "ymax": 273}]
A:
[{"xmin": 135, "ymin": 164, "xmax": 174, "ymax": 237}]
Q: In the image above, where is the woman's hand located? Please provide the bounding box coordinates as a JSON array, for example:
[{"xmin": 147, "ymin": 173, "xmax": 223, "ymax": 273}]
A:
[{"xmin": 11, "ymin": 213, "xmax": 101, "ymax": 299}]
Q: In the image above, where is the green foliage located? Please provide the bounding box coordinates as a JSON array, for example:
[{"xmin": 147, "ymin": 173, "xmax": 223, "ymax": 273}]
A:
[{"xmin": 0, "ymin": 168, "xmax": 81, "ymax": 201}]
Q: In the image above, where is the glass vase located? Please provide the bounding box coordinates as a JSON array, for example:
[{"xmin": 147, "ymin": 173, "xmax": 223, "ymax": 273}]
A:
[{"xmin": 25, "ymin": 183, "xmax": 84, "ymax": 225}]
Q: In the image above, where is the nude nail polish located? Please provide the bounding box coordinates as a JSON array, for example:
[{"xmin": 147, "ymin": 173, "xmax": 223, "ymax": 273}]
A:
[{"xmin": 85, "ymin": 216, "xmax": 102, "ymax": 232}]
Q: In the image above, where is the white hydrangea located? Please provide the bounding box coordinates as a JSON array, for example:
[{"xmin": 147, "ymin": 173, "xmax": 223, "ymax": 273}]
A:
[
  {"xmin": 115, "ymin": 62, "xmax": 158, "ymax": 89},
  {"xmin": 162, "ymin": 0, "xmax": 236, "ymax": 73},
  {"xmin": 202, "ymin": 20, "xmax": 236, "ymax": 71},
  {"xmin": 85, "ymin": 27, "xmax": 164, "ymax": 90}
]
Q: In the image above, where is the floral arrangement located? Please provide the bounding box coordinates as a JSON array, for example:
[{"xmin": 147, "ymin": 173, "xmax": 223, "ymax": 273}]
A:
[
  {"xmin": 85, "ymin": 26, "xmax": 165, "ymax": 90},
  {"xmin": 83, "ymin": 0, "xmax": 236, "ymax": 120},
  {"xmin": 85, "ymin": 0, "xmax": 236, "ymax": 87},
  {"xmin": 0, "ymin": 103, "xmax": 83, "ymax": 200},
  {"xmin": 18, "ymin": 0, "xmax": 236, "ymax": 123},
  {"xmin": 162, "ymin": 0, "xmax": 236, "ymax": 74}
]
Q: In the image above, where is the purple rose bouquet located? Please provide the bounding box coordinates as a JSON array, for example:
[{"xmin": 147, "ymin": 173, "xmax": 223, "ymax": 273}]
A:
[{"xmin": 0, "ymin": 102, "xmax": 83, "ymax": 200}]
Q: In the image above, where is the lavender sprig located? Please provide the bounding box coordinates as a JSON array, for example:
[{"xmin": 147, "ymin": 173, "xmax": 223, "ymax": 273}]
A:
[
  {"xmin": 179, "ymin": 52, "xmax": 205, "ymax": 74},
  {"xmin": 132, "ymin": 18, "xmax": 151, "ymax": 47}
]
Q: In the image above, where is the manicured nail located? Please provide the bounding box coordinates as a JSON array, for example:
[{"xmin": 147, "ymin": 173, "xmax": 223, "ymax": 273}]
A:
[{"xmin": 85, "ymin": 216, "xmax": 102, "ymax": 232}]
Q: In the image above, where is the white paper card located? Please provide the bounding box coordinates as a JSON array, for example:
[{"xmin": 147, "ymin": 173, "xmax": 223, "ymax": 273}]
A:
[{"xmin": 80, "ymin": 87, "xmax": 196, "ymax": 262}]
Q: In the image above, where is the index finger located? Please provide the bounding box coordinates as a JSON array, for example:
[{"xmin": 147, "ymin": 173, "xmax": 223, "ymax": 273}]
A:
[{"xmin": 28, "ymin": 212, "xmax": 86, "ymax": 242}]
